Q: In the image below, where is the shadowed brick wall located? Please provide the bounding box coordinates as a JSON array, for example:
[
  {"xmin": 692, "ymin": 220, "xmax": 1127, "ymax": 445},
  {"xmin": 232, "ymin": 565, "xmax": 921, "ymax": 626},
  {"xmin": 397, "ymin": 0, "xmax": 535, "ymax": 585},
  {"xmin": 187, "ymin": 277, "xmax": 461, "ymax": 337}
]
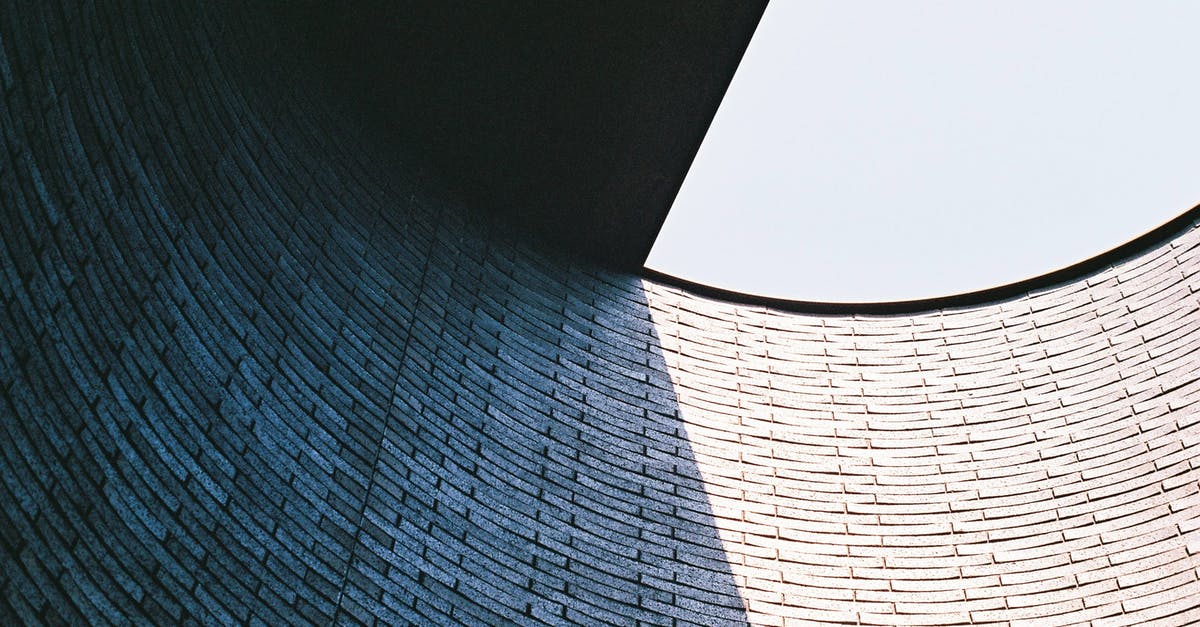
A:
[
  {"xmin": 0, "ymin": 2, "xmax": 742, "ymax": 624},
  {"xmin": 4, "ymin": 2, "xmax": 1200, "ymax": 626}
]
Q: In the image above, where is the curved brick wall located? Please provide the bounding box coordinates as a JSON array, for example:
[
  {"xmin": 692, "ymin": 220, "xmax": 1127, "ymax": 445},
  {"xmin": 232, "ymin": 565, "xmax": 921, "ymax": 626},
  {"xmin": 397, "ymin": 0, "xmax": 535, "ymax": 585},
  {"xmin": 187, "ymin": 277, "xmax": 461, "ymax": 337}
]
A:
[
  {"xmin": 643, "ymin": 227, "xmax": 1200, "ymax": 625},
  {"xmin": 0, "ymin": 3, "xmax": 743, "ymax": 624},
  {"xmin": 3, "ymin": 2, "xmax": 1200, "ymax": 626}
]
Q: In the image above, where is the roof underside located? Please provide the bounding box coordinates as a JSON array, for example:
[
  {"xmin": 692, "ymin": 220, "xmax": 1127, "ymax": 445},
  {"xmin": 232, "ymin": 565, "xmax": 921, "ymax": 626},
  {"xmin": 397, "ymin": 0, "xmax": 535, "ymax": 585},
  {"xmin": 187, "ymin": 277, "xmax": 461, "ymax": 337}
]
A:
[{"xmin": 281, "ymin": 1, "xmax": 767, "ymax": 270}]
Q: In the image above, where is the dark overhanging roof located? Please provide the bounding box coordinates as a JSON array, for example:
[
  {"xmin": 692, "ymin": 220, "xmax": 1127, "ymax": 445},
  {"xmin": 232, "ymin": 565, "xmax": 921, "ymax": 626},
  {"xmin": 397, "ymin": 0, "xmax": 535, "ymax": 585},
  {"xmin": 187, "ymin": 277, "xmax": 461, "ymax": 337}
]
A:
[{"xmin": 279, "ymin": 1, "xmax": 768, "ymax": 270}]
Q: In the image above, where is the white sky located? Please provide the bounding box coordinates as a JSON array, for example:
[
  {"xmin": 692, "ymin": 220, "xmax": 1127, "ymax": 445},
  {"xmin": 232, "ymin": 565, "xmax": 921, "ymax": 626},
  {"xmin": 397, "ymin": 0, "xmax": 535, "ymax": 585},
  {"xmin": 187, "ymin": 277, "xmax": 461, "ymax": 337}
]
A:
[{"xmin": 646, "ymin": 0, "xmax": 1200, "ymax": 302}]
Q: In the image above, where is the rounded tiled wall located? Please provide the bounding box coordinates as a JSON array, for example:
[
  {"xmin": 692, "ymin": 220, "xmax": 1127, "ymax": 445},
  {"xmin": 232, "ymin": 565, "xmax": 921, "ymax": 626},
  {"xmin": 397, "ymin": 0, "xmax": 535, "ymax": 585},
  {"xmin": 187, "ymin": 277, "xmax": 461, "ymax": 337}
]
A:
[{"xmin": 3, "ymin": 2, "xmax": 1200, "ymax": 626}]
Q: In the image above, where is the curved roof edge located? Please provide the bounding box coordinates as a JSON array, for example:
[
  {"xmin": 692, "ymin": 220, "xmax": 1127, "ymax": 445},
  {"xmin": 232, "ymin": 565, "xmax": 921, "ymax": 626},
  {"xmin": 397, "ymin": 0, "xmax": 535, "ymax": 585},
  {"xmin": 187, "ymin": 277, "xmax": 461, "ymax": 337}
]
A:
[{"xmin": 642, "ymin": 204, "xmax": 1200, "ymax": 316}]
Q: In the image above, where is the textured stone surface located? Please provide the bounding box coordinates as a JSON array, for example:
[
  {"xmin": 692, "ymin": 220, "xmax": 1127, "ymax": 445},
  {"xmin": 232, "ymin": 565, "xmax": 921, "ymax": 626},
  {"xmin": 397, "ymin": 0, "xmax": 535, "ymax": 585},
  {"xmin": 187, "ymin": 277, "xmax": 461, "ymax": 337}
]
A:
[{"xmin": 3, "ymin": 1, "xmax": 1200, "ymax": 626}]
